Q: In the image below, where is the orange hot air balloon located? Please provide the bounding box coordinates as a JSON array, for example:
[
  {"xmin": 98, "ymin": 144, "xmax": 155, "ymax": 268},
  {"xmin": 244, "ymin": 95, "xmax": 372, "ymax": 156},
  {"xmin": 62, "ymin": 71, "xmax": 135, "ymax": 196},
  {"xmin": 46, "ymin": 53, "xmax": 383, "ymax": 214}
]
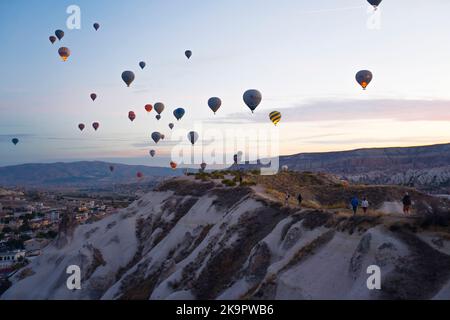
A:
[
  {"xmin": 145, "ymin": 104, "xmax": 153, "ymax": 113},
  {"xmin": 170, "ymin": 161, "xmax": 177, "ymax": 170},
  {"xmin": 128, "ymin": 111, "xmax": 136, "ymax": 122},
  {"xmin": 58, "ymin": 47, "xmax": 71, "ymax": 62}
]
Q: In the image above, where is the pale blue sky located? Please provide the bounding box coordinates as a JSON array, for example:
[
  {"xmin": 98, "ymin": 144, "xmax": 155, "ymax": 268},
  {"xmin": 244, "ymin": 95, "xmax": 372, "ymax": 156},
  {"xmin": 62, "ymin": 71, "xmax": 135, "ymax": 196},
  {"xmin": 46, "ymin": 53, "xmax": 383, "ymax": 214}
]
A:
[{"xmin": 1, "ymin": 0, "xmax": 450, "ymax": 166}]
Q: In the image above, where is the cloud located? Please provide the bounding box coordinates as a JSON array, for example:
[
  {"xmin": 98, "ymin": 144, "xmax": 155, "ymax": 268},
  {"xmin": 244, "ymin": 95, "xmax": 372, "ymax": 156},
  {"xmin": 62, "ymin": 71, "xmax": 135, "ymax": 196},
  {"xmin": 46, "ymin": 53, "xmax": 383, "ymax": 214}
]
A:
[{"xmin": 222, "ymin": 99, "xmax": 450, "ymax": 124}]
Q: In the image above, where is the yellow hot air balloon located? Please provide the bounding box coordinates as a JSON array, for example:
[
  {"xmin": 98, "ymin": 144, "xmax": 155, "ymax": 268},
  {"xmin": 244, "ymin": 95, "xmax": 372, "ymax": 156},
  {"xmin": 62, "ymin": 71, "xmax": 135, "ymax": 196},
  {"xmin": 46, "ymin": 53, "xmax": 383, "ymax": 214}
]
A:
[{"xmin": 269, "ymin": 111, "xmax": 281, "ymax": 126}]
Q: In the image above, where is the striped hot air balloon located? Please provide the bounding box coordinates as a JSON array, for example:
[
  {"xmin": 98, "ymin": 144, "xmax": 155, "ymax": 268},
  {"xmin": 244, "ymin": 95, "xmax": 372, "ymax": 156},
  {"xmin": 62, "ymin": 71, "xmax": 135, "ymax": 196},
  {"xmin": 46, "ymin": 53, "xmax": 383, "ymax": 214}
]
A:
[{"xmin": 269, "ymin": 111, "xmax": 281, "ymax": 126}]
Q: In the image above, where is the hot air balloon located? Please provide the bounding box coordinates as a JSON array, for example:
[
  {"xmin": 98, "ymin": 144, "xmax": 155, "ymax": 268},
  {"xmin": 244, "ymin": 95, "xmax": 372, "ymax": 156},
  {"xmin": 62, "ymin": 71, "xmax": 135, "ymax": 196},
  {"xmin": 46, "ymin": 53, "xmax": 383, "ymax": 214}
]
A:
[
  {"xmin": 243, "ymin": 89, "xmax": 262, "ymax": 113},
  {"xmin": 269, "ymin": 111, "xmax": 281, "ymax": 126},
  {"xmin": 154, "ymin": 102, "xmax": 165, "ymax": 115},
  {"xmin": 137, "ymin": 172, "xmax": 144, "ymax": 179},
  {"xmin": 367, "ymin": 0, "xmax": 382, "ymax": 10},
  {"xmin": 187, "ymin": 131, "xmax": 199, "ymax": 145},
  {"xmin": 109, "ymin": 165, "xmax": 115, "ymax": 172},
  {"xmin": 128, "ymin": 111, "xmax": 136, "ymax": 122},
  {"xmin": 169, "ymin": 123, "xmax": 174, "ymax": 130},
  {"xmin": 93, "ymin": 23, "xmax": 100, "ymax": 31},
  {"xmin": 49, "ymin": 36, "xmax": 57, "ymax": 44},
  {"xmin": 121, "ymin": 71, "xmax": 135, "ymax": 87},
  {"xmin": 145, "ymin": 104, "xmax": 153, "ymax": 113},
  {"xmin": 78, "ymin": 123, "xmax": 85, "ymax": 131},
  {"xmin": 11, "ymin": 138, "xmax": 19, "ymax": 145},
  {"xmin": 55, "ymin": 29, "xmax": 64, "ymax": 41},
  {"xmin": 156, "ymin": 115, "xmax": 161, "ymax": 121},
  {"xmin": 161, "ymin": 134, "xmax": 165, "ymax": 140},
  {"xmin": 356, "ymin": 70, "xmax": 373, "ymax": 90},
  {"xmin": 92, "ymin": 122, "xmax": 100, "ymax": 131},
  {"xmin": 151, "ymin": 132, "xmax": 161, "ymax": 144},
  {"xmin": 90, "ymin": 93, "xmax": 97, "ymax": 101},
  {"xmin": 58, "ymin": 47, "xmax": 71, "ymax": 62},
  {"xmin": 200, "ymin": 162, "xmax": 207, "ymax": 171},
  {"xmin": 208, "ymin": 97, "xmax": 222, "ymax": 114},
  {"xmin": 170, "ymin": 161, "xmax": 177, "ymax": 170},
  {"xmin": 150, "ymin": 150, "xmax": 156, "ymax": 157},
  {"xmin": 173, "ymin": 108, "xmax": 185, "ymax": 121},
  {"xmin": 139, "ymin": 61, "xmax": 146, "ymax": 70},
  {"xmin": 185, "ymin": 50, "xmax": 192, "ymax": 59}
]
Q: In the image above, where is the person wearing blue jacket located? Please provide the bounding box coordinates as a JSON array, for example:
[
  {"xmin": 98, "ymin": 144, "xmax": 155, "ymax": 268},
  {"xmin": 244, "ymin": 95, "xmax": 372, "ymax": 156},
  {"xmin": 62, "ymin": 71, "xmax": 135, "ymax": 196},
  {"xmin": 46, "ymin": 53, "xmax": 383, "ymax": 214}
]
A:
[{"xmin": 350, "ymin": 196, "xmax": 359, "ymax": 215}]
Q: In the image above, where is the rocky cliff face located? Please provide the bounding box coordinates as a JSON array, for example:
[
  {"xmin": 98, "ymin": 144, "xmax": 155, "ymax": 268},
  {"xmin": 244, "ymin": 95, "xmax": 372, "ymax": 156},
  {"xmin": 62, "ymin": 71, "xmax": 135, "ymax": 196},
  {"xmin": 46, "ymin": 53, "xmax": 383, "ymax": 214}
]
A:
[{"xmin": 2, "ymin": 177, "xmax": 450, "ymax": 300}]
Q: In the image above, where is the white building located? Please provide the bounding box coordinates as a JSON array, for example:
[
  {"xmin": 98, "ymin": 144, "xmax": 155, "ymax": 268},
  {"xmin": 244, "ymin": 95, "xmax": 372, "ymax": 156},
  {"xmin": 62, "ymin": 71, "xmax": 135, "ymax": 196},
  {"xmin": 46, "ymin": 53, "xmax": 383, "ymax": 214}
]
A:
[{"xmin": 0, "ymin": 250, "xmax": 26, "ymax": 270}]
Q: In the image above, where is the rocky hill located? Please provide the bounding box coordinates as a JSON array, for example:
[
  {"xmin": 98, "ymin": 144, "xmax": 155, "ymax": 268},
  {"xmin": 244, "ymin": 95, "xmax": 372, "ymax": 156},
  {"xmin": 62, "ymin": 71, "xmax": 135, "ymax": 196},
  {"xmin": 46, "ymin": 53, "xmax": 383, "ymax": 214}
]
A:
[{"xmin": 2, "ymin": 173, "xmax": 450, "ymax": 300}]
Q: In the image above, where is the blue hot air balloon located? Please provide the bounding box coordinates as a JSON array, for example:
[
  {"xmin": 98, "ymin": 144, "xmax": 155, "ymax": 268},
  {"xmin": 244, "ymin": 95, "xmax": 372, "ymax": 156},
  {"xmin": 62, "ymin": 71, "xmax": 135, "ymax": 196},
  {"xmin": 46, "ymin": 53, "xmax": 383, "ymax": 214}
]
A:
[{"xmin": 173, "ymin": 108, "xmax": 185, "ymax": 121}]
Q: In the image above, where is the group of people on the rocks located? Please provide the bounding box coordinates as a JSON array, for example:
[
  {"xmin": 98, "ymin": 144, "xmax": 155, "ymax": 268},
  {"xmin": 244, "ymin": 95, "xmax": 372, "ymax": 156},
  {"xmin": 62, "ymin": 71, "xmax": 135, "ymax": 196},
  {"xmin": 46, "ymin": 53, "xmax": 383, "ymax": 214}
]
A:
[{"xmin": 283, "ymin": 191, "xmax": 413, "ymax": 216}]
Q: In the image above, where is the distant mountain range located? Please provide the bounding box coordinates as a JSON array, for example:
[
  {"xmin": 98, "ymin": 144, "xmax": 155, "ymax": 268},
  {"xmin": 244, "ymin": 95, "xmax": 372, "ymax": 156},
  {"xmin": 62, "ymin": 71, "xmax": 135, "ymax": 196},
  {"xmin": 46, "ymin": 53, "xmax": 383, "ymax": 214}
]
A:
[
  {"xmin": 238, "ymin": 143, "xmax": 450, "ymax": 193},
  {"xmin": 0, "ymin": 161, "xmax": 181, "ymax": 189}
]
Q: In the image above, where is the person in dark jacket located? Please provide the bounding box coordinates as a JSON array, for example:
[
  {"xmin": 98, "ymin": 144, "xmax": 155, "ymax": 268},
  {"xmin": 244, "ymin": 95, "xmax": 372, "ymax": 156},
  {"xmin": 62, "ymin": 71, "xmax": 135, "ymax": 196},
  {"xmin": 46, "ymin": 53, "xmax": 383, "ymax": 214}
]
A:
[
  {"xmin": 350, "ymin": 196, "xmax": 359, "ymax": 215},
  {"xmin": 297, "ymin": 193, "xmax": 303, "ymax": 208},
  {"xmin": 402, "ymin": 192, "xmax": 412, "ymax": 214}
]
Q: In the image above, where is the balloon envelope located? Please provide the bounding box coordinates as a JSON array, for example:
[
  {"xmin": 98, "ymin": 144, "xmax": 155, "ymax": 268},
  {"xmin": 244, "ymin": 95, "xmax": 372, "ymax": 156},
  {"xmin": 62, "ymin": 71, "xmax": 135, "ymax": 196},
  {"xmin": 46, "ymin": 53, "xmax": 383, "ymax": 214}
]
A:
[
  {"xmin": 169, "ymin": 123, "xmax": 174, "ymax": 130},
  {"xmin": 187, "ymin": 131, "xmax": 199, "ymax": 145},
  {"xmin": 137, "ymin": 172, "xmax": 143, "ymax": 178},
  {"xmin": 128, "ymin": 111, "xmax": 136, "ymax": 122},
  {"xmin": 173, "ymin": 108, "xmax": 185, "ymax": 121},
  {"xmin": 93, "ymin": 23, "xmax": 100, "ymax": 31},
  {"xmin": 139, "ymin": 61, "xmax": 146, "ymax": 69},
  {"xmin": 145, "ymin": 104, "xmax": 153, "ymax": 112},
  {"xmin": 92, "ymin": 122, "xmax": 100, "ymax": 131},
  {"xmin": 90, "ymin": 93, "xmax": 97, "ymax": 101},
  {"xmin": 78, "ymin": 123, "xmax": 85, "ymax": 131},
  {"xmin": 154, "ymin": 102, "xmax": 165, "ymax": 114},
  {"xmin": 356, "ymin": 70, "xmax": 373, "ymax": 90},
  {"xmin": 151, "ymin": 132, "xmax": 161, "ymax": 144},
  {"xmin": 185, "ymin": 50, "xmax": 192, "ymax": 59},
  {"xmin": 367, "ymin": 0, "xmax": 382, "ymax": 9},
  {"xmin": 11, "ymin": 138, "xmax": 19, "ymax": 145},
  {"xmin": 208, "ymin": 97, "xmax": 222, "ymax": 114},
  {"xmin": 243, "ymin": 89, "xmax": 262, "ymax": 113},
  {"xmin": 156, "ymin": 115, "xmax": 161, "ymax": 121},
  {"xmin": 49, "ymin": 36, "xmax": 57, "ymax": 44},
  {"xmin": 121, "ymin": 71, "xmax": 135, "ymax": 87},
  {"xmin": 150, "ymin": 150, "xmax": 156, "ymax": 157},
  {"xmin": 55, "ymin": 29, "xmax": 64, "ymax": 40},
  {"xmin": 58, "ymin": 47, "xmax": 71, "ymax": 62},
  {"xmin": 170, "ymin": 161, "xmax": 177, "ymax": 169},
  {"xmin": 269, "ymin": 111, "xmax": 281, "ymax": 126}
]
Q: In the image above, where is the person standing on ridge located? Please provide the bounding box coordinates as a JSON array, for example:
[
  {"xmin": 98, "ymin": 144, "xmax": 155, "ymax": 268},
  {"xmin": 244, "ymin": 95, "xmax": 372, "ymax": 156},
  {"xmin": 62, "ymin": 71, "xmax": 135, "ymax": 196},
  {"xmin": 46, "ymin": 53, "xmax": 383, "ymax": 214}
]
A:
[
  {"xmin": 402, "ymin": 192, "xmax": 412, "ymax": 214},
  {"xmin": 350, "ymin": 196, "xmax": 359, "ymax": 215},
  {"xmin": 361, "ymin": 197, "xmax": 369, "ymax": 214},
  {"xmin": 297, "ymin": 193, "xmax": 303, "ymax": 209},
  {"xmin": 285, "ymin": 192, "xmax": 290, "ymax": 207}
]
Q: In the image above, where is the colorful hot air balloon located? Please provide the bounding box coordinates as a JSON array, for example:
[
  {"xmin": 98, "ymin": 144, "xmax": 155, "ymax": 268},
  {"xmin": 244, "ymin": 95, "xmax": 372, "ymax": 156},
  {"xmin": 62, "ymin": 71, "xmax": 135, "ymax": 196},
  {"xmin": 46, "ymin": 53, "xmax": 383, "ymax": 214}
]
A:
[
  {"xmin": 55, "ymin": 29, "xmax": 64, "ymax": 41},
  {"xmin": 145, "ymin": 104, "xmax": 153, "ymax": 113},
  {"xmin": 185, "ymin": 50, "xmax": 192, "ymax": 59},
  {"xmin": 173, "ymin": 108, "xmax": 185, "ymax": 121},
  {"xmin": 243, "ymin": 89, "xmax": 262, "ymax": 113},
  {"xmin": 151, "ymin": 132, "xmax": 161, "ymax": 144},
  {"xmin": 128, "ymin": 111, "xmax": 136, "ymax": 122},
  {"xmin": 139, "ymin": 61, "xmax": 146, "ymax": 70},
  {"xmin": 93, "ymin": 23, "xmax": 100, "ymax": 31},
  {"xmin": 169, "ymin": 123, "xmax": 174, "ymax": 130},
  {"xmin": 208, "ymin": 97, "xmax": 222, "ymax": 114},
  {"xmin": 90, "ymin": 93, "xmax": 97, "ymax": 101},
  {"xmin": 187, "ymin": 131, "xmax": 199, "ymax": 145},
  {"xmin": 356, "ymin": 70, "xmax": 373, "ymax": 90},
  {"xmin": 11, "ymin": 138, "xmax": 19, "ymax": 145},
  {"xmin": 49, "ymin": 36, "xmax": 57, "ymax": 44},
  {"xmin": 78, "ymin": 123, "xmax": 85, "ymax": 131},
  {"xmin": 154, "ymin": 102, "xmax": 165, "ymax": 115},
  {"xmin": 109, "ymin": 165, "xmax": 115, "ymax": 172},
  {"xmin": 58, "ymin": 47, "xmax": 71, "ymax": 62},
  {"xmin": 121, "ymin": 71, "xmax": 135, "ymax": 87},
  {"xmin": 137, "ymin": 172, "xmax": 144, "ymax": 179},
  {"xmin": 269, "ymin": 111, "xmax": 281, "ymax": 126},
  {"xmin": 170, "ymin": 161, "xmax": 177, "ymax": 170},
  {"xmin": 92, "ymin": 122, "xmax": 100, "ymax": 131},
  {"xmin": 150, "ymin": 150, "xmax": 156, "ymax": 157},
  {"xmin": 367, "ymin": 0, "xmax": 382, "ymax": 10},
  {"xmin": 156, "ymin": 115, "xmax": 161, "ymax": 121},
  {"xmin": 200, "ymin": 162, "xmax": 207, "ymax": 171}
]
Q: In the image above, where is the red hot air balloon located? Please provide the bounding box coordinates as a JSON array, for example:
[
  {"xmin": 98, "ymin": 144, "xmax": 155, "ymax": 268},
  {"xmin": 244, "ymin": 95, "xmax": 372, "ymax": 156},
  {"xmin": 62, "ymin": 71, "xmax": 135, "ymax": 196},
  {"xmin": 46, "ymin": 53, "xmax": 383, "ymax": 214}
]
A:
[
  {"xmin": 78, "ymin": 123, "xmax": 85, "ymax": 131},
  {"xmin": 136, "ymin": 172, "xmax": 144, "ymax": 179},
  {"xmin": 92, "ymin": 122, "xmax": 100, "ymax": 131},
  {"xmin": 90, "ymin": 93, "xmax": 97, "ymax": 101},
  {"xmin": 128, "ymin": 111, "xmax": 136, "ymax": 122},
  {"xmin": 145, "ymin": 104, "xmax": 153, "ymax": 113}
]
